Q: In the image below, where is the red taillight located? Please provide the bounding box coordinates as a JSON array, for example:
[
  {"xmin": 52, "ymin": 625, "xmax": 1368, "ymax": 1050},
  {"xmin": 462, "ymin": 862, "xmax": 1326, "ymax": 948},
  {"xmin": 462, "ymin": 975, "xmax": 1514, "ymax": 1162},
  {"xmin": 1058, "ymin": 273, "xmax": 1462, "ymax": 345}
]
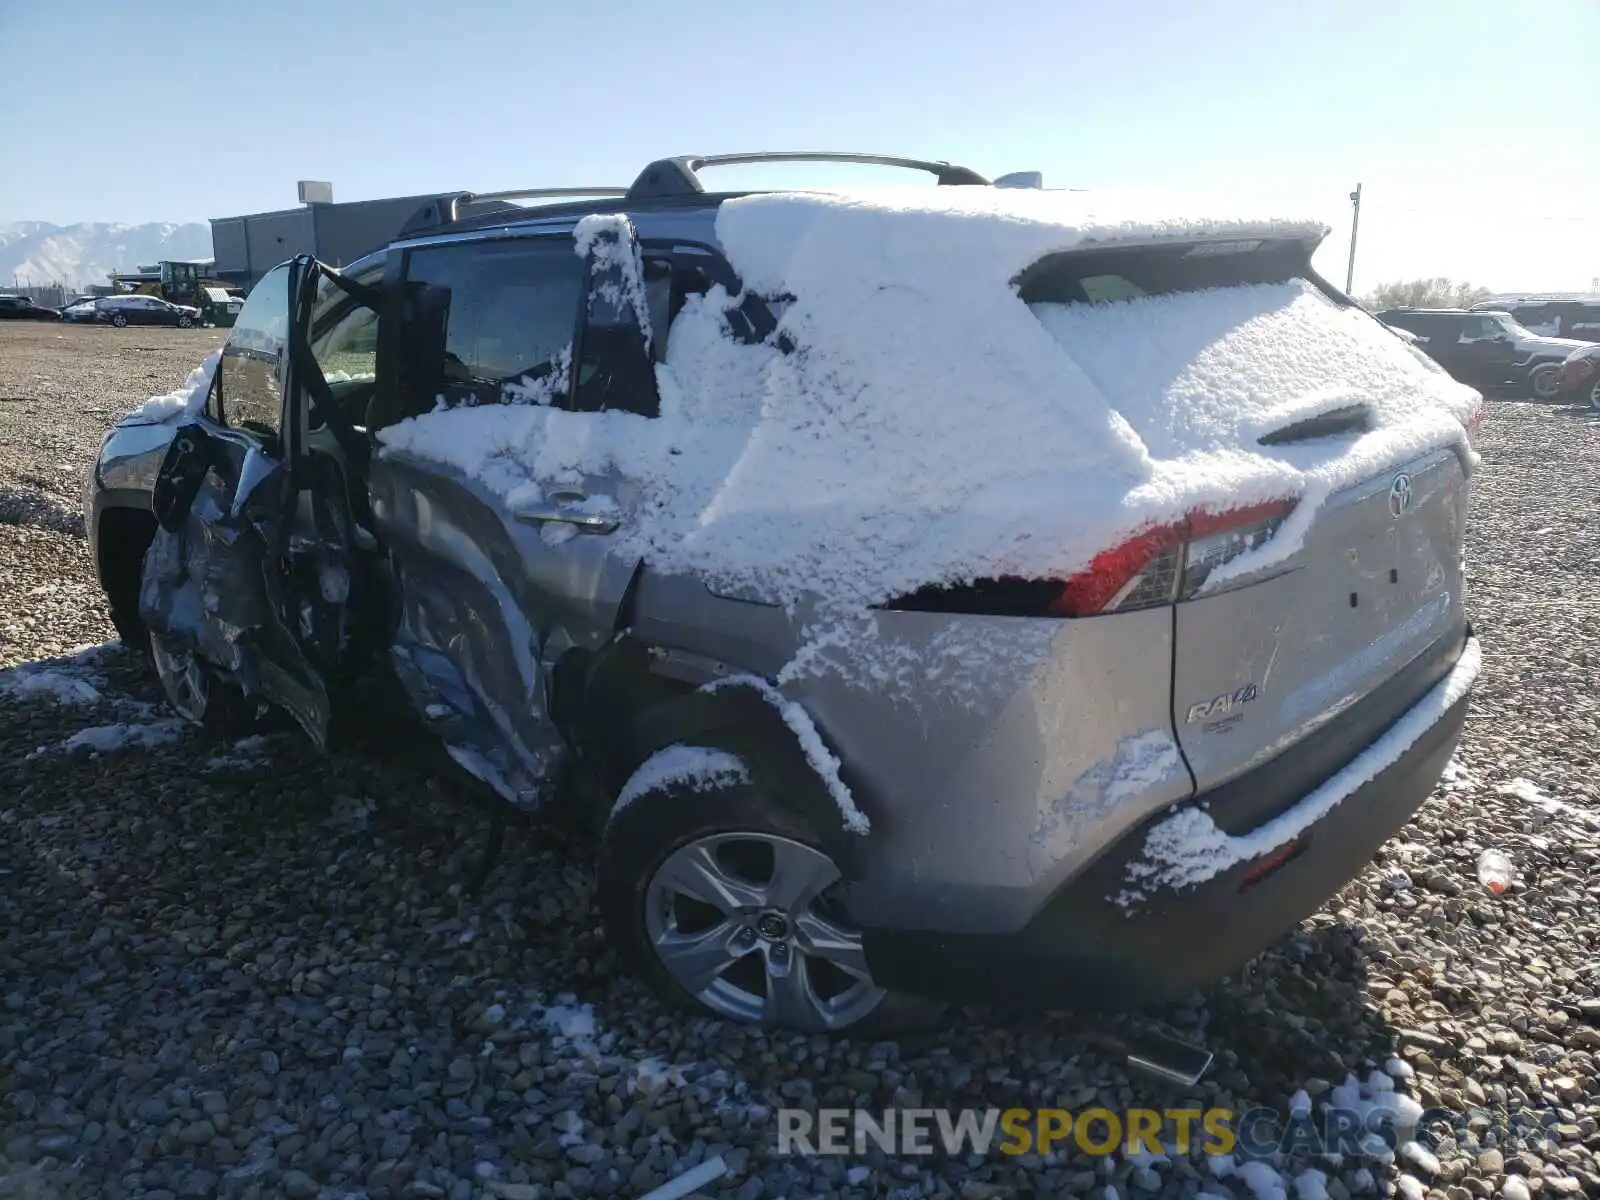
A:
[
  {"xmin": 1050, "ymin": 524, "xmax": 1181, "ymax": 617},
  {"xmin": 1051, "ymin": 499, "xmax": 1297, "ymax": 617},
  {"xmin": 882, "ymin": 498, "xmax": 1297, "ymax": 619},
  {"xmin": 1463, "ymin": 396, "xmax": 1484, "ymax": 449}
]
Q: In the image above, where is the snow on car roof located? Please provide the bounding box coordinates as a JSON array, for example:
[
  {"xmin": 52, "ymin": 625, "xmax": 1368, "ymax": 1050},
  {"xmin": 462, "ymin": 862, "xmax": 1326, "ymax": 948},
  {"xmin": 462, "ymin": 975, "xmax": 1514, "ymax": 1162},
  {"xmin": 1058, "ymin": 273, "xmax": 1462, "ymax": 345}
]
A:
[{"xmin": 377, "ymin": 188, "xmax": 1475, "ymax": 630}]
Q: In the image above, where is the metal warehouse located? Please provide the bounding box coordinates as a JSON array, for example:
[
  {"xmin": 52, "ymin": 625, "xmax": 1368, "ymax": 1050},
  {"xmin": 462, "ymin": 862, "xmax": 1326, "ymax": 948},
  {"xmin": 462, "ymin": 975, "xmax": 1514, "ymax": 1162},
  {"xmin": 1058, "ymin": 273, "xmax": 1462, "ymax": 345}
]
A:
[{"xmin": 209, "ymin": 182, "xmax": 459, "ymax": 290}]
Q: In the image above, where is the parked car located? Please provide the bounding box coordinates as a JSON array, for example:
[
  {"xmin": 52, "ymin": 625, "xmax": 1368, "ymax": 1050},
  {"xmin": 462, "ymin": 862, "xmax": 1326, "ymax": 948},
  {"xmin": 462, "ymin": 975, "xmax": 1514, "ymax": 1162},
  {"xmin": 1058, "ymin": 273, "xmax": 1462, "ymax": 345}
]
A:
[
  {"xmin": 95, "ymin": 294, "xmax": 203, "ymax": 328},
  {"xmin": 0, "ymin": 294, "xmax": 62, "ymax": 321},
  {"xmin": 1377, "ymin": 307, "xmax": 1588, "ymax": 399},
  {"xmin": 61, "ymin": 295, "xmax": 203, "ymax": 328},
  {"xmin": 60, "ymin": 300, "xmax": 104, "ymax": 323},
  {"xmin": 1555, "ymin": 343, "xmax": 1600, "ymax": 408},
  {"xmin": 1472, "ymin": 297, "xmax": 1600, "ymax": 343},
  {"xmin": 85, "ymin": 155, "xmax": 1480, "ymax": 1030}
]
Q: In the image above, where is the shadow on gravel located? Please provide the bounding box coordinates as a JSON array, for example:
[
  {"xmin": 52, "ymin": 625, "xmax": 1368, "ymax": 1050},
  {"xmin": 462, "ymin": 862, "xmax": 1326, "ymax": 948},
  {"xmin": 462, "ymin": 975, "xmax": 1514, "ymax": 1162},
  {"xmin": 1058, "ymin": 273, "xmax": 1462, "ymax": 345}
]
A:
[
  {"xmin": 1202, "ymin": 921, "xmax": 1396, "ymax": 1098},
  {"xmin": 1, "ymin": 642, "xmax": 1417, "ymax": 1199},
  {"xmin": 1551, "ymin": 403, "xmax": 1600, "ymax": 424},
  {"xmin": 3, "ymin": 644, "xmax": 1406, "ymax": 1067},
  {"xmin": 0, "ymin": 484, "xmax": 83, "ymax": 537}
]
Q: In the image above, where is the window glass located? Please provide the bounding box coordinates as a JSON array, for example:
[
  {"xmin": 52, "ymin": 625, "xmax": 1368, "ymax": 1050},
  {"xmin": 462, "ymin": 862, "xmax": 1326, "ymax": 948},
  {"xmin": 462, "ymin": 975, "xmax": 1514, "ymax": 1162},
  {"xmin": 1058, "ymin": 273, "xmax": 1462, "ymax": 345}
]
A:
[
  {"xmin": 1018, "ymin": 241, "xmax": 1309, "ymax": 306},
  {"xmin": 402, "ymin": 238, "xmax": 582, "ymax": 409},
  {"xmin": 309, "ymin": 267, "xmax": 382, "ymax": 383},
  {"xmin": 1512, "ymin": 304, "xmax": 1562, "ymax": 336},
  {"xmin": 217, "ymin": 264, "xmax": 290, "ymax": 437}
]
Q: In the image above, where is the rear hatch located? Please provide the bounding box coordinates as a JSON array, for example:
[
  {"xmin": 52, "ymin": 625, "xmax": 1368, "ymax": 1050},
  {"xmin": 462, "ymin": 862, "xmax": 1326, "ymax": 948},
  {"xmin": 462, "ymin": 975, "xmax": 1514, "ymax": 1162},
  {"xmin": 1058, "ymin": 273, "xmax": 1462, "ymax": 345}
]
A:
[{"xmin": 1025, "ymin": 238, "xmax": 1471, "ymax": 819}]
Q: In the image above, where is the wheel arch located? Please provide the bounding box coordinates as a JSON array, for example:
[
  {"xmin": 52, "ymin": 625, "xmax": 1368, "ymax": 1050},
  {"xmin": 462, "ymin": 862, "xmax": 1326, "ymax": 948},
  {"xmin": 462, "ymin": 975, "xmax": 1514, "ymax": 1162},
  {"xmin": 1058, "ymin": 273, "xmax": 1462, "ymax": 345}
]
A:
[
  {"xmin": 568, "ymin": 636, "xmax": 872, "ymax": 870},
  {"xmin": 95, "ymin": 503, "xmax": 159, "ymax": 645}
]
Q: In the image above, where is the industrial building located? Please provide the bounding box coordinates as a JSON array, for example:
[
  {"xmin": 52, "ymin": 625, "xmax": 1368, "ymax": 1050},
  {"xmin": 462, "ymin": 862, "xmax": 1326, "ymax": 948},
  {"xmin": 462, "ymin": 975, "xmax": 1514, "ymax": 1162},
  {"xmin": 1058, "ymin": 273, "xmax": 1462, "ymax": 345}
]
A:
[{"xmin": 209, "ymin": 182, "xmax": 460, "ymax": 290}]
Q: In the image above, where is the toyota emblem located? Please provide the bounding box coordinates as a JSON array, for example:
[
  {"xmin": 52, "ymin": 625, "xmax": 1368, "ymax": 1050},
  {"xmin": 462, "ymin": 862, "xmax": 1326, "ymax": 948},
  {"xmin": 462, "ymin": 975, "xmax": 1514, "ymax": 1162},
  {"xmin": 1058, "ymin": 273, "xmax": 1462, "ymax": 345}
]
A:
[{"xmin": 1388, "ymin": 472, "xmax": 1414, "ymax": 519}]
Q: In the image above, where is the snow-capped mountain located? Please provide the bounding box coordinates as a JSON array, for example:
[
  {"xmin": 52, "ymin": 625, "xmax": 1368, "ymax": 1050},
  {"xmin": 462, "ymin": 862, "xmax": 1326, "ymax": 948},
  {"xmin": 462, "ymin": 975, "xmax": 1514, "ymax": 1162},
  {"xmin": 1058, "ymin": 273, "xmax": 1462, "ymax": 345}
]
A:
[{"xmin": 0, "ymin": 221, "xmax": 212, "ymax": 289}]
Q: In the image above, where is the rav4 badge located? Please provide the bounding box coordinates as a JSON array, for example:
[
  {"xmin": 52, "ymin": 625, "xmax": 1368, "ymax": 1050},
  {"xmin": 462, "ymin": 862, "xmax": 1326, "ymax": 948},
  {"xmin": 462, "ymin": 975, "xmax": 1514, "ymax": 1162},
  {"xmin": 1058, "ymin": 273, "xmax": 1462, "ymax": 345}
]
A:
[{"xmin": 1185, "ymin": 684, "xmax": 1259, "ymax": 724}]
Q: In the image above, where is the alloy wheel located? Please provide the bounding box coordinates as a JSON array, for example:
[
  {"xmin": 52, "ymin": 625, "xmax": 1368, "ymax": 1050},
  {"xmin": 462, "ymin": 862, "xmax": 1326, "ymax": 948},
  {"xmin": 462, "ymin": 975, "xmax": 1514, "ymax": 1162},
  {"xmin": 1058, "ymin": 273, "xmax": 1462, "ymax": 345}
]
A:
[
  {"xmin": 1529, "ymin": 363, "xmax": 1562, "ymax": 401},
  {"xmin": 644, "ymin": 832, "xmax": 885, "ymax": 1030},
  {"xmin": 150, "ymin": 635, "xmax": 212, "ymax": 724}
]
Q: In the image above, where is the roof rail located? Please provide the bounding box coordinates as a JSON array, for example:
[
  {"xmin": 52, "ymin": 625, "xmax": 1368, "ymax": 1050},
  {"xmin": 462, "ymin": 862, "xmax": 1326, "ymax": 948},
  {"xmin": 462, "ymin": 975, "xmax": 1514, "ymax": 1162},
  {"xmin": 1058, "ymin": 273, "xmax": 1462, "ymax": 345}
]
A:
[
  {"xmin": 397, "ymin": 187, "xmax": 629, "ymax": 238},
  {"xmin": 627, "ymin": 152, "xmax": 990, "ymax": 199}
]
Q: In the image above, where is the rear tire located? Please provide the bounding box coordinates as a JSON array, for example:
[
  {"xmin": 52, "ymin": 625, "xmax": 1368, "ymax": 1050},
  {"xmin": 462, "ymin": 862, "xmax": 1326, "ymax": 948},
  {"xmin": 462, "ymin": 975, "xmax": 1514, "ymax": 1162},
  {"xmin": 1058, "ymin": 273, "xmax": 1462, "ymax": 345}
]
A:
[
  {"xmin": 1528, "ymin": 362, "xmax": 1562, "ymax": 401},
  {"xmin": 598, "ymin": 752, "xmax": 941, "ymax": 1033},
  {"xmin": 1589, "ymin": 376, "xmax": 1600, "ymax": 410},
  {"xmin": 111, "ymin": 313, "xmax": 127, "ymax": 328}
]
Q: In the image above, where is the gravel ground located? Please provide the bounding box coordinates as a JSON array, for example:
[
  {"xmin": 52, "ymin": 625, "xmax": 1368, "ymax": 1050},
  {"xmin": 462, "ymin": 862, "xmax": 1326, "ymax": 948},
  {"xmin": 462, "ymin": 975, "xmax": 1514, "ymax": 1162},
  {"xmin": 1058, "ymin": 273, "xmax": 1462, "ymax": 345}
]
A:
[{"xmin": 2, "ymin": 323, "xmax": 1599, "ymax": 1200}]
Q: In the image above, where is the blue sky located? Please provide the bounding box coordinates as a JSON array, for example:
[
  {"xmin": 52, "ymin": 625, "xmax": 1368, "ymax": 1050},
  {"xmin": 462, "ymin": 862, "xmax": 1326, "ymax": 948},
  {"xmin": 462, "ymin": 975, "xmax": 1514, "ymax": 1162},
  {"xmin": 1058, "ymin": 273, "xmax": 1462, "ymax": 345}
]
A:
[{"xmin": 1, "ymin": 0, "xmax": 1595, "ymax": 292}]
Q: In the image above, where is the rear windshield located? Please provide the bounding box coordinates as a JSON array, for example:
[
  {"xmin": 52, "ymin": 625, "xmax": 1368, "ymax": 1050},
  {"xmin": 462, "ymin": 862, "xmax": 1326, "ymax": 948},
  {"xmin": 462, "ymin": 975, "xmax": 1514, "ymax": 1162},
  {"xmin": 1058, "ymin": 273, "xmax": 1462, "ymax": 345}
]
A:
[
  {"xmin": 1024, "ymin": 241, "xmax": 1422, "ymax": 462},
  {"xmin": 1017, "ymin": 239, "xmax": 1328, "ymax": 306}
]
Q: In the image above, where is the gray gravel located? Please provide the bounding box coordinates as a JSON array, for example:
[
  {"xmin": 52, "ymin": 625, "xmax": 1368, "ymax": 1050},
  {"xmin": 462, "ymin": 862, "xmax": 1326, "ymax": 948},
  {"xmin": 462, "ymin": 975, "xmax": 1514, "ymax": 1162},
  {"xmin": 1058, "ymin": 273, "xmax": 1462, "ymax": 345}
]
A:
[{"xmin": 2, "ymin": 325, "xmax": 1598, "ymax": 1199}]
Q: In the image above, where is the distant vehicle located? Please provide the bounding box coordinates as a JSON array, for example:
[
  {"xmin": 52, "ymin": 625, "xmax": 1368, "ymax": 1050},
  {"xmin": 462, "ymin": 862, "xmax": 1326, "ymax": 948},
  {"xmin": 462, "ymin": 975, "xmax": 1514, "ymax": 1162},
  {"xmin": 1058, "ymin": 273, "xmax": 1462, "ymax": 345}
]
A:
[
  {"xmin": 1555, "ymin": 344, "xmax": 1600, "ymax": 408},
  {"xmin": 60, "ymin": 294, "xmax": 98, "ymax": 312},
  {"xmin": 1377, "ymin": 307, "xmax": 1588, "ymax": 399},
  {"xmin": 61, "ymin": 300, "xmax": 104, "ymax": 323},
  {"xmin": 0, "ymin": 294, "xmax": 62, "ymax": 321},
  {"xmin": 86, "ymin": 295, "xmax": 202, "ymax": 329},
  {"xmin": 112, "ymin": 260, "xmax": 240, "ymax": 326},
  {"xmin": 1472, "ymin": 297, "xmax": 1600, "ymax": 343},
  {"xmin": 201, "ymin": 286, "xmax": 244, "ymax": 328}
]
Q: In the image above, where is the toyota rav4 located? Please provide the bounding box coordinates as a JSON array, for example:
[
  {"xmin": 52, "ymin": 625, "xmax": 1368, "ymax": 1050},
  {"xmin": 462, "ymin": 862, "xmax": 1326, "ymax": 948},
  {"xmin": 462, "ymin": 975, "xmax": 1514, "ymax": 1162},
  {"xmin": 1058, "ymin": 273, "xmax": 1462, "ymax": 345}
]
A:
[{"xmin": 85, "ymin": 152, "xmax": 1482, "ymax": 1031}]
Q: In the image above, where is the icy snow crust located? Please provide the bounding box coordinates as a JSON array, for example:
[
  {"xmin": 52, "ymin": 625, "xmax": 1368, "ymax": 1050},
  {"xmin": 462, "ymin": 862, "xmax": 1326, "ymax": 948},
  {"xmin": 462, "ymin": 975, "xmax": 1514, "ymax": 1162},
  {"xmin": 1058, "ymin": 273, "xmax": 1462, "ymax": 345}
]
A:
[
  {"xmin": 612, "ymin": 744, "xmax": 751, "ymax": 817},
  {"xmin": 377, "ymin": 187, "xmax": 1477, "ymax": 616}
]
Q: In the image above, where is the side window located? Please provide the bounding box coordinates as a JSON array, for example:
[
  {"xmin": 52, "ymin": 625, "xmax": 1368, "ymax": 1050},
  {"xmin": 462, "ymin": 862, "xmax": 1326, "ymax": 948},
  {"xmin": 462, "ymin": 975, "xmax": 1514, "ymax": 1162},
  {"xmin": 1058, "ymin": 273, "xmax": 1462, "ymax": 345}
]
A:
[
  {"xmin": 216, "ymin": 264, "xmax": 290, "ymax": 437},
  {"xmin": 309, "ymin": 266, "xmax": 382, "ymax": 383},
  {"xmin": 401, "ymin": 238, "xmax": 583, "ymax": 412},
  {"xmin": 1512, "ymin": 304, "xmax": 1558, "ymax": 335}
]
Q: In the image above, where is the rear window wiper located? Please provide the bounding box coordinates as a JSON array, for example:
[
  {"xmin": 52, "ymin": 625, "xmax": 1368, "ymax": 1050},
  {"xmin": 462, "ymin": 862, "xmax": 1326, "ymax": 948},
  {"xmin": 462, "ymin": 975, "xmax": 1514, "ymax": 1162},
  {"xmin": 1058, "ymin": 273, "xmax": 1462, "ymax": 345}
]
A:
[{"xmin": 1257, "ymin": 404, "xmax": 1372, "ymax": 446}]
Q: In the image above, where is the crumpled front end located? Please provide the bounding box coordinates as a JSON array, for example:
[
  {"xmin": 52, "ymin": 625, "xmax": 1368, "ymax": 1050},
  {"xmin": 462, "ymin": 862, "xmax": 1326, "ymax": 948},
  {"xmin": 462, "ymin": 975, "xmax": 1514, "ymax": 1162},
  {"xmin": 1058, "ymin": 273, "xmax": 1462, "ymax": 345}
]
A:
[{"xmin": 138, "ymin": 495, "xmax": 271, "ymax": 692}]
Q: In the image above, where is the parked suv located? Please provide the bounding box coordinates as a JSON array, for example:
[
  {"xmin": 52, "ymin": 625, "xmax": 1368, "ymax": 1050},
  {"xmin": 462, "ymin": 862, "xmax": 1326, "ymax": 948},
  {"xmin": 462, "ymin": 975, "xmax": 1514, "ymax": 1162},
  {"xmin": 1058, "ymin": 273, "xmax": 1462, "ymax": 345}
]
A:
[
  {"xmin": 85, "ymin": 153, "xmax": 1480, "ymax": 1030},
  {"xmin": 1377, "ymin": 307, "xmax": 1588, "ymax": 399},
  {"xmin": 1472, "ymin": 297, "xmax": 1600, "ymax": 343}
]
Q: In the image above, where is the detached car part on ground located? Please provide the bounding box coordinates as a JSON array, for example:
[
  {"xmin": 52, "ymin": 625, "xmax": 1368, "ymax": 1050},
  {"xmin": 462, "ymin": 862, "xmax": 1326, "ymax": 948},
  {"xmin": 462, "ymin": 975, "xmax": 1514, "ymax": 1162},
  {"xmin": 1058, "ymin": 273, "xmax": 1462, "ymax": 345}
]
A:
[{"xmin": 86, "ymin": 158, "xmax": 1482, "ymax": 1032}]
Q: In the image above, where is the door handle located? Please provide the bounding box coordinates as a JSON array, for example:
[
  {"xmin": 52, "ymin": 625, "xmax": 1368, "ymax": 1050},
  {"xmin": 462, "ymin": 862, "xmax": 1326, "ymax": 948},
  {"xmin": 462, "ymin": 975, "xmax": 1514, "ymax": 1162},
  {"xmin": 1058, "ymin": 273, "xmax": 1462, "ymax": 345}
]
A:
[{"xmin": 510, "ymin": 492, "xmax": 619, "ymax": 534}]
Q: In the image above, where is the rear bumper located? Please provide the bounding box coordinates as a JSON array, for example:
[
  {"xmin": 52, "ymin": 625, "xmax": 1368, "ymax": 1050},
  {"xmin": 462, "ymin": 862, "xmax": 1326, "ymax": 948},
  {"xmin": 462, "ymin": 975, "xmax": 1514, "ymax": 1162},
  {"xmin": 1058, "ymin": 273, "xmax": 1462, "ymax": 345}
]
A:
[{"xmin": 861, "ymin": 636, "xmax": 1476, "ymax": 1010}]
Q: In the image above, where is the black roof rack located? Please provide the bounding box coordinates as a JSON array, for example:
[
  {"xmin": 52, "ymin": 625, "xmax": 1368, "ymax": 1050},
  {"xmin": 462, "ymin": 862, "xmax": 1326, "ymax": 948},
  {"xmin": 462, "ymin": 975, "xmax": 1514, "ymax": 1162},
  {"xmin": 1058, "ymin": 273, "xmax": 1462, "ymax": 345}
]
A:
[
  {"xmin": 397, "ymin": 187, "xmax": 628, "ymax": 238},
  {"xmin": 627, "ymin": 152, "xmax": 990, "ymax": 199},
  {"xmin": 396, "ymin": 156, "xmax": 992, "ymax": 239}
]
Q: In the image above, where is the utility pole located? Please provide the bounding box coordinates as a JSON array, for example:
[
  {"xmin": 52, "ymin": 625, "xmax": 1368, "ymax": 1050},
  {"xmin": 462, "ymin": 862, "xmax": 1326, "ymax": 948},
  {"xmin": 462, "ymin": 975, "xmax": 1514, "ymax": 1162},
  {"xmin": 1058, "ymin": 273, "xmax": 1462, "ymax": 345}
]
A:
[{"xmin": 1345, "ymin": 183, "xmax": 1363, "ymax": 295}]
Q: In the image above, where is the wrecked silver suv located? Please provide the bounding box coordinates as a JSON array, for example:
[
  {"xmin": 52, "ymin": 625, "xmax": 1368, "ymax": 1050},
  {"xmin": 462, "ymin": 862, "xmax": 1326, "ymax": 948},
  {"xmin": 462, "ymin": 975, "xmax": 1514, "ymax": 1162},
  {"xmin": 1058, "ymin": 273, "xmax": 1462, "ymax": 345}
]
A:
[{"xmin": 87, "ymin": 153, "xmax": 1482, "ymax": 1032}]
